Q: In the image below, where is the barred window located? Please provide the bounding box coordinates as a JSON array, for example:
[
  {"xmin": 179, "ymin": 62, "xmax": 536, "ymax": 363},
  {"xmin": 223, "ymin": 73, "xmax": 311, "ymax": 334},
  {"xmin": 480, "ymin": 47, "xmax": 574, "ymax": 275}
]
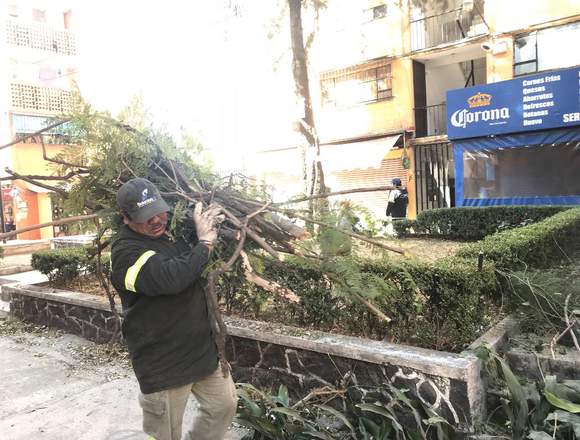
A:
[{"xmin": 321, "ymin": 63, "xmax": 392, "ymax": 108}]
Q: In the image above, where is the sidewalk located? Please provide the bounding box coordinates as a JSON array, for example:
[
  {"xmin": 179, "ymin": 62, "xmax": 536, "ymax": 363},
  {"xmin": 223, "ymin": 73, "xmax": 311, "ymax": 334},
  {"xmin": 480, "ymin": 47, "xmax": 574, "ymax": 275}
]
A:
[
  {"xmin": 0, "ymin": 320, "xmax": 247, "ymax": 440},
  {"xmin": 0, "ymin": 253, "xmax": 33, "ymax": 276}
]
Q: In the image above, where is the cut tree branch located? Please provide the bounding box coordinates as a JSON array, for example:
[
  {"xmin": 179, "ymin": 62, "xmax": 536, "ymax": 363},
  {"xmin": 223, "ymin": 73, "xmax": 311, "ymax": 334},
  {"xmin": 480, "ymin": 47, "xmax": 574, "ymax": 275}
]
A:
[
  {"xmin": 41, "ymin": 139, "xmax": 88, "ymax": 170},
  {"xmin": 240, "ymin": 251, "xmax": 299, "ymax": 303},
  {"xmin": 276, "ymin": 185, "xmax": 399, "ymax": 205},
  {"xmin": 274, "ymin": 209, "xmax": 405, "ymax": 255},
  {"xmin": 0, "ymin": 213, "xmax": 99, "ymax": 240},
  {"xmin": 4, "ymin": 168, "xmax": 69, "ymax": 196},
  {"xmin": 0, "ymin": 169, "xmax": 88, "ymax": 181},
  {"xmin": 0, "ymin": 119, "xmax": 71, "ymax": 151}
]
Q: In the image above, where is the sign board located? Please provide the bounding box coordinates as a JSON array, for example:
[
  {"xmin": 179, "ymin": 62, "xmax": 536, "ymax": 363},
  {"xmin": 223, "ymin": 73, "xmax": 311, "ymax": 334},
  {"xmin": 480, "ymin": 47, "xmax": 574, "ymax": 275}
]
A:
[{"xmin": 447, "ymin": 66, "xmax": 580, "ymax": 140}]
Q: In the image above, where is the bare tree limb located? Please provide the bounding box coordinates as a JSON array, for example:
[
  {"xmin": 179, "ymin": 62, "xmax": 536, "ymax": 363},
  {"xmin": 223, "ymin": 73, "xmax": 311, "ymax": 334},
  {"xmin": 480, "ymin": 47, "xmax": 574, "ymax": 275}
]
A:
[
  {"xmin": 0, "ymin": 169, "xmax": 88, "ymax": 181},
  {"xmin": 564, "ymin": 293, "xmax": 580, "ymax": 354},
  {"xmin": 240, "ymin": 251, "xmax": 299, "ymax": 303},
  {"xmin": 550, "ymin": 318, "xmax": 578, "ymax": 359},
  {"xmin": 92, "ymin": 219, "xmax": 121, "ymax": 344},
  {"xmin": 0, "ymin": 119, "xmax": 70, "ymax": 151},
  {"xmin": 41, "ymin": 138, "xmax": 88, "ymax": 170},
  {"xmin": 278, "ymin": 210, "xmax": 405, "ymax": 255},
  {"xmin": 276, "ymin": 185, "xmax": 398, "ymax": 206},
  {"xmin": 0, "ymin": 214, "xmax": 99, "ymax": 240},
  {"xmin": 4, "ymin": 168, "xmax": 69, "ymax": 196}
]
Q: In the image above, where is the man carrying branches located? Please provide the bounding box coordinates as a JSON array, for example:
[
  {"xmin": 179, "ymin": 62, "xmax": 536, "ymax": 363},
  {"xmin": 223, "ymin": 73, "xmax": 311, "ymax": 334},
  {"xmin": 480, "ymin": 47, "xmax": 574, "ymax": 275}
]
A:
[{"xmin": 110, "ymin": 177, "xmax": 236, "ymax": 440}]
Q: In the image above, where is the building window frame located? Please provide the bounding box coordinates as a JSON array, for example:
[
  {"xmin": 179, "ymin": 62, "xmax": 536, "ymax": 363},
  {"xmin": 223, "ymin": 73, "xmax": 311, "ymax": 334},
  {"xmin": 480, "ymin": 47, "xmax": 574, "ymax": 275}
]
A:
[
  {"xmin": 513, "ymin": 32, "xmax": 538, "ymax": 76},
  {"xmin": 321, "ymin": 62, "xmax": 393, "ymax": 108},
  {"xmin": 366, "ymin": 4, "xmax": 388, "ymax": 21},
  {"xmin": 514, "ymin": 21, "xmax": 580, "ymax": 77}
]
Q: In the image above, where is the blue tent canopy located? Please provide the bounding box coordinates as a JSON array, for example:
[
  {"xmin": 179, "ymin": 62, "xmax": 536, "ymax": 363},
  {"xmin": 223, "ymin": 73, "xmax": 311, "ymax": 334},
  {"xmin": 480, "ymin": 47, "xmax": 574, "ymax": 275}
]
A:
[{"xmin": 454, "ymin": 127, "xmax": 580, "ymax": 206}]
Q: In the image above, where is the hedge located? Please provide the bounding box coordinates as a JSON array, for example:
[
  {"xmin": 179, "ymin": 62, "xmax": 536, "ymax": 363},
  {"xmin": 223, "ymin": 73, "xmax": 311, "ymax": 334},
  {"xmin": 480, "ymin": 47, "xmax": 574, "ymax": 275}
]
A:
[
  {"xmin": 30, "ymin": 247, "xmax": 497, "ymax": 351},
  {"xmin": 31, "ymin": 208, "xmax": 580, "ymax": 352},
  {"xmin": 394, "ymin": 206, "xmax": 571, "ymax": 240},
  {"xmin": 456, "ymin": 207, "xmax": 580, "ymax": 269},
  {"xmin": 31, "ymin": 247, "xmax": 110, "ymax": 285},
  {"xmin": 219, "ymin": 255, "xmax": 498, "ymax": 352}
]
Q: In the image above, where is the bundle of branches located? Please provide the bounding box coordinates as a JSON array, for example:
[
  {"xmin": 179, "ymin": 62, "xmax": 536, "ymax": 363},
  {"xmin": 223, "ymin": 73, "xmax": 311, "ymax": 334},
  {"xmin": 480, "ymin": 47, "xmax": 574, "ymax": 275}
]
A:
[{"xmin": 1, "ymin": 97, "xmax": 404, "ymax": 374}]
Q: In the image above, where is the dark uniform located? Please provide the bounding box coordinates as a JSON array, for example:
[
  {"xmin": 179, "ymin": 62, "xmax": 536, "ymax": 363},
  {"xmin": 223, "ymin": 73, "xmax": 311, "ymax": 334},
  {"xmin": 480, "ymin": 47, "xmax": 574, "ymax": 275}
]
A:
[{"xmin": 111, "ymin": 225, "xmax": 218, "ymax": 394}]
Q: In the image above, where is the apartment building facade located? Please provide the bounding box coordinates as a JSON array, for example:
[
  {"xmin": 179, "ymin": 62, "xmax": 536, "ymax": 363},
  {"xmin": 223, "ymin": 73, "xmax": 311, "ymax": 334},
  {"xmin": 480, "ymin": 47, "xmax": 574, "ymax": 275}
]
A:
[
  {"xmin": 0, "ymin": 0, "xmax": 76, "ymax": 239},
  {"xmin": 256, "ymin": 0, "xmax": 580, "ymax": 219}
]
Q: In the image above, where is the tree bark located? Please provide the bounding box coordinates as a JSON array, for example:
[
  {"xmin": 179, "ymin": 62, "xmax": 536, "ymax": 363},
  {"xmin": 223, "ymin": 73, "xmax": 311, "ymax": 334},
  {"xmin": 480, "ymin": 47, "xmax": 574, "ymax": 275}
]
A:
[{"xmin": 289, "ymin": 0, "xmax": 315, "ymax": 147}]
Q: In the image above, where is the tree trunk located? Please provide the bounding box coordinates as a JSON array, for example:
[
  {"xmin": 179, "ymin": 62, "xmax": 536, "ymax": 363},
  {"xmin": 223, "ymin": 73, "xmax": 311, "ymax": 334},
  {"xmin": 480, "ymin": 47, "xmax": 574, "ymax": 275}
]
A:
[
  {"xmin": 288, "ymin": 0, "xmax": 328, "ymax": 215},
  {"xmin": 289, "ymin": 0, "xmax": 315, "ymax": 147}
]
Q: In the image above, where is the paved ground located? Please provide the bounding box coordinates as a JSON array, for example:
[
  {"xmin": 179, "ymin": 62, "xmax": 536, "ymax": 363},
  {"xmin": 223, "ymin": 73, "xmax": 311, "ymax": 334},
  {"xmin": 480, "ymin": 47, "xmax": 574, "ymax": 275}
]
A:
[
  {"xmin": 0, "ymin": 253, "xmax": 33, "ymax": 276},
  {"xmin": 0, "ymin": 310, "xmax": 247, "ymax": 440}
]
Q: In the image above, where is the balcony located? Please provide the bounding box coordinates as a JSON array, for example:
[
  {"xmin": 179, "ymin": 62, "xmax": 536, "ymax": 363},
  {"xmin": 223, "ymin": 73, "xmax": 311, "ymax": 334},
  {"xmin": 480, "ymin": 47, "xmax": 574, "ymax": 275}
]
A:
[
  {"xmin": 410, "ymin": 0, "xmax": 487, "ymax": 52},
  {"xmin": 5, "ymin": 20, "xmax": 76, "ymax": 56},
  {"xmin": 414, "ymin": 103, "xmax": 447, "ymax": 138},
  {"xmin": 10, "ymin": 83, "xmax": 73, "ymax": 115}
]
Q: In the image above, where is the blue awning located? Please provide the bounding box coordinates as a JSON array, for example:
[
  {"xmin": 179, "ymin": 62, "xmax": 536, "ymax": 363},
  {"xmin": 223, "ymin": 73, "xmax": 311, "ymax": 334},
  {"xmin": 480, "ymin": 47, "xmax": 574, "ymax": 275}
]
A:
[{"xmin": 454, "ymin": 127, "xmax": 580, "ymax": 151}]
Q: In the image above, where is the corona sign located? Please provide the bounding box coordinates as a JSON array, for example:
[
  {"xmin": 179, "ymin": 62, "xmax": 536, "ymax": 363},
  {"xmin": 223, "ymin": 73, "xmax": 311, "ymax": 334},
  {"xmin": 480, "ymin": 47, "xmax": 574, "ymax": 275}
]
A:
[{"xmin": 446, "ymin": 66, "xmax": 580, "ymax": 140}]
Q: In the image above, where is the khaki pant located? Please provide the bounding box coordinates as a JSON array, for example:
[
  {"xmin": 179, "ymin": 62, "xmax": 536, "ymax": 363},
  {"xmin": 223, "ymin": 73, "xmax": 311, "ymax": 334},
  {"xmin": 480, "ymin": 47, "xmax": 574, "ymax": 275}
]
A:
[{"xmin": 139, "ymin": 367, "xmax": 237, "ymax": 440}]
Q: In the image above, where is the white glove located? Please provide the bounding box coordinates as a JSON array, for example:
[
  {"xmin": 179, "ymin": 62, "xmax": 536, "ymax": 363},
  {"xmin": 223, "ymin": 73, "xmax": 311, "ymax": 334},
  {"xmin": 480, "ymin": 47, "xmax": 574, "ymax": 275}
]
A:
[{"xmin": 193, "ymin": 202, "xmax": 224, "ymax": 245}]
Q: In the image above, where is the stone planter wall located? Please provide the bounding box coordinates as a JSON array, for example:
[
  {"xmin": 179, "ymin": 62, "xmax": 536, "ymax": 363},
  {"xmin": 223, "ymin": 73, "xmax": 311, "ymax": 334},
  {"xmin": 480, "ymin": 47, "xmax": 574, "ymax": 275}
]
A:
[
  {"xmin": 4, "ymin": 285, "xmax": 121, "ymax": 344},
  {"xmin": 2, "ymin": 283, "xmax": 518, "ymax": 434}
]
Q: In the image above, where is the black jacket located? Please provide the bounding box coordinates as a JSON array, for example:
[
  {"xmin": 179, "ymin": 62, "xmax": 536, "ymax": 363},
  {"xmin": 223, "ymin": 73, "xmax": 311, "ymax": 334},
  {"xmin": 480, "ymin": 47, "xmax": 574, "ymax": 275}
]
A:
[
  {"xmin": 386, "ymin": 189, "xmax": 408, "ymax": 219},
  {"xmin": 111, "ymin": 225, "xmax": 218, "ymax": 394}
]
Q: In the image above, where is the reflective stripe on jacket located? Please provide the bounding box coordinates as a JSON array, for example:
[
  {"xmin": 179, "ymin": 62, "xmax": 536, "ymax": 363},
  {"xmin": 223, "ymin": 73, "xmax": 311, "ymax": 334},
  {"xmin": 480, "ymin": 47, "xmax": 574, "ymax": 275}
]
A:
[{"xmin": 111, "ymin": 225, "xmax": 218, "ymax": 394}]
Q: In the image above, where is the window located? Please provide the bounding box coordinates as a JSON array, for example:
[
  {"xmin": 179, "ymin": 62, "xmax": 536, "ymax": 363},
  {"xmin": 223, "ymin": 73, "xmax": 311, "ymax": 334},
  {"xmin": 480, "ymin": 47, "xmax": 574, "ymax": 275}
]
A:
[
  {"xmin": 372, "ymin": 4, "xmax": 387, "ymax": 19},
  {"xmin": 321, "ymin": 63, "xmax": 393, "ymax": 108},
  {"xmin": 363, "ymin": 4, "xmax": 387, "ymax": 21},
  {"xmin": 514, "ymin": 21, "xmax": 580, "ymax": 76},
  {"xmin": 463, "ymin": 143, "xmax": 580, "ymax": 199}
]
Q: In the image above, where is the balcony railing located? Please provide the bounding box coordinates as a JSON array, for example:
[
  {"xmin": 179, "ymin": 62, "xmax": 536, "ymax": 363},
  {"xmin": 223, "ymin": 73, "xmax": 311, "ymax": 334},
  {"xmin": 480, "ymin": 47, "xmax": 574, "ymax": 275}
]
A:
[
  {"xmin": 414, "ymin": 103, "xmax": 447, "ymax": 137},
  {"xmin": 411, "ymin": 1, "xmax": 487, "ymax": 51},
  {"xmin": 10, "ymin": 83, "xmax": 73, "ymax": 114},
  {"xmin": 5, "ymin": 20, "xmax": 76, "ymax": 56}
]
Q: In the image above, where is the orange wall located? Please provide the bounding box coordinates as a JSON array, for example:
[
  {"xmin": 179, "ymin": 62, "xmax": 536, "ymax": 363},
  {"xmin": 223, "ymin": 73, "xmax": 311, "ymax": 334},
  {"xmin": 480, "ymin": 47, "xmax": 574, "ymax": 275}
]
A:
[
  {"xmin": 10, "ymin": 142, "xmax": 66, "ymax": 240},
  {"xmin": 11, "ymin": 142, "xmax": 65, "ymax": 176},
  {"xmin": 14, "ymin": 183, "xmax": 40, "ymax": 240}
]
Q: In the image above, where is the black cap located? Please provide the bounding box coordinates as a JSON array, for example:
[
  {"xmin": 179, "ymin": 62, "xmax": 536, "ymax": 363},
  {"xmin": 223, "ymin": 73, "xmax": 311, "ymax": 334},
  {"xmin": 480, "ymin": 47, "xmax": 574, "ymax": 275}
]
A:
[
  {"xmin": 117, "ymin": 178, "xmax": 170, "ymax": 223},
  {"xmin": 392, "ymin": 178, "xmax": 402, "ymax": 186}
]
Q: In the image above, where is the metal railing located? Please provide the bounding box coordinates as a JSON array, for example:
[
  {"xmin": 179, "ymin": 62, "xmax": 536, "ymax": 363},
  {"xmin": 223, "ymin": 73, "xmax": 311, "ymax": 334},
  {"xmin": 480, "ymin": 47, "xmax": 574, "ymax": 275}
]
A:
[
  {"xmin": 410, "ymin": 1, "xmax": 487, "ymax": 51},
  {"xmin": 414, "ymin": 142, "xmax": 454, "ymax": 213},
  {"xmin": 5, "ymin": 20, "xmax": 76, "ymax": 55},
  {"xmin": 414, "ymin": 103, "xmax": 447, "ymax": 137}
]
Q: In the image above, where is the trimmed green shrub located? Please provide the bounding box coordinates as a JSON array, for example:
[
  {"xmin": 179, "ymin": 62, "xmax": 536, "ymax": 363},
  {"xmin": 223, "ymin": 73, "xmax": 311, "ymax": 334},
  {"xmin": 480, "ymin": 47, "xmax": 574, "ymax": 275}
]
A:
[
  {"xmin": 394, "ymin": 206, "xmax": 571, "ymax": 240},
  {"xmin": 220, "ymin": 254, "xmax": 498, "ymax": 352},
  {"xmin": 31, "ymin": 247, "xmax": 110, "ymax": 285},
  {"xmin": 457, "ymin": 207, "xmax": 580, "ymax": 270}
]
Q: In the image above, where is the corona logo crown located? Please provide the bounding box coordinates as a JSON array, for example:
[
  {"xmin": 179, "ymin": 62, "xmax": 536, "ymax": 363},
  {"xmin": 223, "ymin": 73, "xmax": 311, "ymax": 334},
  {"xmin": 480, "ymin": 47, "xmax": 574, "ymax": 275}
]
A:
[{"xmin": 467, "ymin": 92, "xmax": 492, "ymax": 108}]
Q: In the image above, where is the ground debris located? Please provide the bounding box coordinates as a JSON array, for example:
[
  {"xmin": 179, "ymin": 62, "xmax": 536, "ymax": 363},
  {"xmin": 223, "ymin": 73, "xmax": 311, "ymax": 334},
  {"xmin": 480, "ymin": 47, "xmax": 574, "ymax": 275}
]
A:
[{"xmin": 1, "ymin": 318, "xmax": 132, "ymax": 379}]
